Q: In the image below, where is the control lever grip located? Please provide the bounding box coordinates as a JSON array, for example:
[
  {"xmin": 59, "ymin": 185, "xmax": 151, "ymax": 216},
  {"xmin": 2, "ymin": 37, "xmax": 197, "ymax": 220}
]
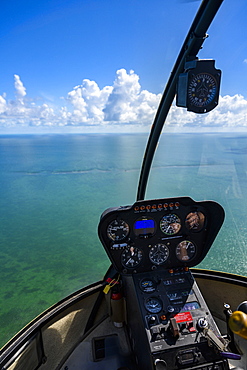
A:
[{"xmin": 203, "ymin": 327, "xmax": 228, "ymax": 352}]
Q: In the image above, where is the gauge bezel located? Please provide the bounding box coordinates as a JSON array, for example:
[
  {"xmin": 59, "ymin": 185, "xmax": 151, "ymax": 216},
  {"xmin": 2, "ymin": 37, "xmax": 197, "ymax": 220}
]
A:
[
  {"xmin": 134, "ymin": 216, "xmax": 156, "ymax": 238},
  {"xmin": 149, "ymin": 243, "xmax": 169, "ymax": 265},
  {"xmin": 185, "ymin": 211, "xmax": 205, "ymax": 232},
  {"xmin": 140, "ymin": 278, "xmax": 157, "ymax": 293},
  {"xmin": 175, "ymin": 240, "xmax": 196, "ymax": 262},
  {"xmin": 144, "ymin": 297, "xmax": 163, "ymax": 314},
  {"xmin": 121, "ymin": 246, "xmax": 143, "ymax": 269},
  {"xmin": 187, "ymin": 72, "xmax": 217, "ymax": 108},
  {"xmin": 160, "ymin": 213, "xmax": 181, "ymax": 235},
  {"xmin": 107, "ymin": 219, "xmax": 129, "ymax": 241}
]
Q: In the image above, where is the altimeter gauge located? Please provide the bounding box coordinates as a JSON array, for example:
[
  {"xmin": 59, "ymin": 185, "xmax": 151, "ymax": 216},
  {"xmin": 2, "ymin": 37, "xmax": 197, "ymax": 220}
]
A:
[
  {"xmin": 121, "ymin": 246, "xmax": 143, "ymax": 268},
  {"xmin": 107, "ymin": 219, "xmax": 129, "ymax": 241},
  {"xmin": 149, "ymin": 244, "xmax": 169, "ymax": 265}
]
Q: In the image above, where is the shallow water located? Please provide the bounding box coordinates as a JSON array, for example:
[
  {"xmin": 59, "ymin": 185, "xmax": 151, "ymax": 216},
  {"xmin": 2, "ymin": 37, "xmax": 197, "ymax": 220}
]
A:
[{"xmin": 0, "ymin": 132, "xmax": 246, "ymax": 347}]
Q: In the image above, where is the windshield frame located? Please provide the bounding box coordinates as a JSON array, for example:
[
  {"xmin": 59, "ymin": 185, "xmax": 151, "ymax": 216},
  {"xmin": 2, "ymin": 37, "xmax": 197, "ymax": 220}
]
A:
[{"xmin": 137, "ymin": 0, "xmax": 224, "ymax": 201}]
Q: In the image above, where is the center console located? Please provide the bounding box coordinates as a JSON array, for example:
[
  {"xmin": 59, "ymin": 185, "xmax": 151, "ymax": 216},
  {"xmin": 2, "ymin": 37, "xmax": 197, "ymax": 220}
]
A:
[{"xmin": 98, "ymin": 197, "xmax": 229, "ymax": 369}]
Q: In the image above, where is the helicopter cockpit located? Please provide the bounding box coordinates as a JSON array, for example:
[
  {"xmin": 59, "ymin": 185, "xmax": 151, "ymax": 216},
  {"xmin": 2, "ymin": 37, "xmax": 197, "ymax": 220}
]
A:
[{"xmin": 98, "ymin": 197, "xmax": 237, "ymax": 369}]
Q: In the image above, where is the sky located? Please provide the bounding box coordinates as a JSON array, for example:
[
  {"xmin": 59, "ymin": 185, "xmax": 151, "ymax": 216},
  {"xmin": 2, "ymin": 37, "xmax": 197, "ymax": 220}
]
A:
[{"xmin": 0, "ymin": 0, "xmax": 247, "ymax": 134}]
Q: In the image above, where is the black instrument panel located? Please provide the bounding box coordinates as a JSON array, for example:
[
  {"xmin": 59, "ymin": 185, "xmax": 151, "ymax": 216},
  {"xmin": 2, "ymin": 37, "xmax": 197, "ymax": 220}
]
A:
[{"xmin": 98, "ymin": 197, "xmax": 224, "ymax": 274}]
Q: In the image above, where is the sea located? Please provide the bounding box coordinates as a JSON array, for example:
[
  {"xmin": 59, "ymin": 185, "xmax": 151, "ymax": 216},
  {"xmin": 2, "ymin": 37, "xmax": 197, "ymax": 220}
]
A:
[{"xmin": 0, "ymin": 132, "xmax": 247, "ymax": 347}]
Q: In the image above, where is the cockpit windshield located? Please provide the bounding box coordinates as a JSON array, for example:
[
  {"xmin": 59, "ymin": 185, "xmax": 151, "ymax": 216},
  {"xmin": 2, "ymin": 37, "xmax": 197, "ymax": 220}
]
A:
[{"xmin": 0, "ymin": 0, "xmax": 247, "ymax": 349}]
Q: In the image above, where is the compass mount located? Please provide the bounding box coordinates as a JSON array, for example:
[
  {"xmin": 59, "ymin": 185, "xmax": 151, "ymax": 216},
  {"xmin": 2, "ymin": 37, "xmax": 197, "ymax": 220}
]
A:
[{"xmin": 176, "ymin": 59, "xmax": 221, "ymax": 114}]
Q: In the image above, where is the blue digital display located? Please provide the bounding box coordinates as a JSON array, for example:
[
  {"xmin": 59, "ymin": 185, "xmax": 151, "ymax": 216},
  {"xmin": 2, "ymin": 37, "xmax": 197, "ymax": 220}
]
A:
[{"xmin": 135, "ymin": 219, "xmax": 155, "ymax": 229}]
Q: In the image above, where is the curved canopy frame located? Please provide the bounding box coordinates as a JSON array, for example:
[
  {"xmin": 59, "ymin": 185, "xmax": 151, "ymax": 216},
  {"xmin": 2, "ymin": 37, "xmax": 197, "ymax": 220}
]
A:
[{"xmin": 136, "ymin": 0, "xmax": 224, "ymax": 201}]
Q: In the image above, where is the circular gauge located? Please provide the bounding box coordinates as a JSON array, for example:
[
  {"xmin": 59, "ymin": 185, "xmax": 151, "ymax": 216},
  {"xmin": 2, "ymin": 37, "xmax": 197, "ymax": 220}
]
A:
[
  {"xmin": 121, "ymin": 246, "xmax": 143, "ymax": 268},
  {"xmin": 107, "ymin": 219, "xmax": 129, "ymax": 241},
  {"xmin": 149, "ymin": 244, "xmax": 169, "ymax": 265},
  {"xmin": 185, "ymin": 211, "xmax": 205, "ymax": 232},
  {"xmin": 144, "ymin": 297, "xmax": 163, "ymax": 314},
  {"xmin": 160, "ymin": 214, "xmax": 181, "ymax": 235},
  {"xmin": 140, "ymin": 279, "xmax": 156, "ymax": 293},
  {"xmin": 134, "ymin": 217, "xmax": 155, "ymax": 237},
  {"xmin": 176, "ymin": 240, "xmax": 196, "ymax": 262},
  {"xmin": 188, "ymin": 73, "xmax": 217, "ymax": 108}
]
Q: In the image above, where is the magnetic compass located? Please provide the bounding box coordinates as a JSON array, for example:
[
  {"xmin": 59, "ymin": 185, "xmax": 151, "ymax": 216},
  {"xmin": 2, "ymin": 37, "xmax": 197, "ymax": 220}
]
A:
[
  {"xmin": 188, "ymin": 73, "xmax": 217, "ymax": 109},
  {"xmin": 177, "ymin": 59, "xmax": 221, "ymax": 114}
]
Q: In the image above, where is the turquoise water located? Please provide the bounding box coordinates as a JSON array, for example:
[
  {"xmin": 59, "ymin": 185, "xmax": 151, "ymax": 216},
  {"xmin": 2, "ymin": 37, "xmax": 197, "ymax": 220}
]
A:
[{"xmin": 0, "ymin": 133, "xmax": 247, "ymax": 347}]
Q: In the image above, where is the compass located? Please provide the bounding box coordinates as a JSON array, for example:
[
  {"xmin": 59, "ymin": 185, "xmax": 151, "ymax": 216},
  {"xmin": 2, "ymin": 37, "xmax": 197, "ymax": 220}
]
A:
[
  {"xmin": 176, "ymin": 59, "xmax": 221, "ymax": 114},
  {"xmin": 188, "ymin": 73, "xmax": 217, "ymax": 109}
]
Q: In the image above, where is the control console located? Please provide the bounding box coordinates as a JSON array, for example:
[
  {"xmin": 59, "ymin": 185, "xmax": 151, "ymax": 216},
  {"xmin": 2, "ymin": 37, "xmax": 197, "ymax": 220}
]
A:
[
  {"xmin": 98, "ymin": 197, "xmax": 229, "ymax": 369},
  {"xmin": 130, "ymin": 268, "xmax": 229, "ymax": 369}
]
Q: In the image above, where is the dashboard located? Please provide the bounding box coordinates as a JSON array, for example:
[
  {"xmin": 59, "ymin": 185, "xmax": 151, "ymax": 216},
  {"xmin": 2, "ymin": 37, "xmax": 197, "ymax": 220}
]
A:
[{"xmin": 98, "ymin": 197, "xmax": 224, "ymax": 274}]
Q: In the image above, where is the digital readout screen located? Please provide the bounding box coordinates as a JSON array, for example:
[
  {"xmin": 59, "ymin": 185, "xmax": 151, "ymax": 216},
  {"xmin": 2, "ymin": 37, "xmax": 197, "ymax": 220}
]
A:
[
  {"xmin": 134, "ymin": 218, "xmax": 155, "ymax": 236},
  {"xmin": 135, "ymin": 219, "xmax": 154, "ymax": 229}
]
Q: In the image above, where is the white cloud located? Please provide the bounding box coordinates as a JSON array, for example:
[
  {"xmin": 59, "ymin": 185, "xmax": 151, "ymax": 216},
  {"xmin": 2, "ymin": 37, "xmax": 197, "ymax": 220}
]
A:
[
  {"xmin": 103, "ymin": 69, "xmax": 161, "ymax": 124},
  {"xmin": 14, "ymin": 74, "xmax": 26, "ymax": 100},
  {"xmin": 0, "ymin": 95, "xmax": 7, "ymax": 114},
  {"xmin": 1, "ymin": 71, "xmax": 247, "ymax": 133},
  {"xmin": 165, "ymin": 94, "xmax": 247, "ymax": 130}
]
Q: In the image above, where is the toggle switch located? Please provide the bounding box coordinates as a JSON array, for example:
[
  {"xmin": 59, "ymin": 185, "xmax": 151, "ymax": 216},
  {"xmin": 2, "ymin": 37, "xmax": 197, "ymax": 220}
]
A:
[
  {"xmin": 170, "ymin": 318, "xmax": 179, "ymax": 337},
  {"xmin": 187, "ymin": 321, "xmax": 196, "ymax": 333}
]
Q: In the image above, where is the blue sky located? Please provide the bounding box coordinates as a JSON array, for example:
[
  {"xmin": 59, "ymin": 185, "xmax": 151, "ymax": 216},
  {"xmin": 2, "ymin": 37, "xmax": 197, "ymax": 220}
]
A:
[{"xmin": 0, "ymin": 0, "xmax": 247, "ymax": 133}]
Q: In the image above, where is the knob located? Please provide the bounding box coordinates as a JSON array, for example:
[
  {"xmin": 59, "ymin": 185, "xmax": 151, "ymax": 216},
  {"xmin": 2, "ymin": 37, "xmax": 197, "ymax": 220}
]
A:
[
  {"xmin": 197, "ymin": 318, "xmax": 208, "ymax": 329},
  {"xmin": 167, "ymin": 305, "xmax": 174, "ymax": 313},
  {"xmin": 154, "ymin": 359, "xmax": 167, "ymax": 370},
  {"xmin": 149, "ymin": 316, "xmax": 156, "ymax": 324}
]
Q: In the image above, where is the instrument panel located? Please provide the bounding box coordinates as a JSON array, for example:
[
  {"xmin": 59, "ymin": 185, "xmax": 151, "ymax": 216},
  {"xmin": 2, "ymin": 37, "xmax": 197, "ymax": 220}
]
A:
[{"xmin": 98, "ymin": 197, "xmax": 224, "ymax": 274}]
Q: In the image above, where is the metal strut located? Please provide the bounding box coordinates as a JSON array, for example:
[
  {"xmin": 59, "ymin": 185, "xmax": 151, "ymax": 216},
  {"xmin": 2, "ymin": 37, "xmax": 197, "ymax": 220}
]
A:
[{"xmin": 136, "ymin": 0, "xmax": 224, "ymax": 201}]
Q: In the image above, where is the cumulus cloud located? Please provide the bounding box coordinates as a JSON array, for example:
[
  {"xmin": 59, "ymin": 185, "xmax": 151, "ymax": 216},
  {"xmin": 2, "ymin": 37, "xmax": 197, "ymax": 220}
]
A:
[
  {"xmin": 1, "ymin": 71, "xmax": 247, "ymax": 132},
  {"xmin": 0, "ymin": 94, "xmax": 7, "ymax": 114},
  {"xmin": 103, "ymin": 69, "xmax": 160, "ymax": 124},
  {"xmin": 14, "ymin": 74, "xmax": 26, "ymax": 101},
  {"xmin": 166, "ymin": 94, "xmax": 247, "ymax": 130}
]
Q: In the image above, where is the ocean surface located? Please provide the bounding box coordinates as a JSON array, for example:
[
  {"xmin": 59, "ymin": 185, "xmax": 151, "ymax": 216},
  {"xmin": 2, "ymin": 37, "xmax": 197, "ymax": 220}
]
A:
[{"xmin": 0, "ymin": 132, "xmax": 247, "ymax": 347}]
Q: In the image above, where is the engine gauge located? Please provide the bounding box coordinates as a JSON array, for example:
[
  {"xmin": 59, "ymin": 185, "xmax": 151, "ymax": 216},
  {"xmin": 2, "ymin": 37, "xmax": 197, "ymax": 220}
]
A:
[
  {"xmin": 140, "ymin": 278, "xmax": 156, "ymax": 293},
  {"xmin": 144, "ymin": 297, "xmax": 163, "ymax": 314},
  {"xmin": 121, "ymin": 246, "xmax": 143, "ymax": 268},
  {"xmin": 160, "ymin": 214, "xmax": 181, "ymax": 235},
  {"xmin": 149, "ymin": 244, "xmax": 169, "ymax": 265},
  {"xmin": 185, "ymin": 211, "xmax": 205, "ymax": 232},
  {"xmin": 107, "ymin": 219, "xmax": 129, "ymax": 241},
  {"xmin": 176, "ymin": 240, "xmax": 196, "ymax": 262}
]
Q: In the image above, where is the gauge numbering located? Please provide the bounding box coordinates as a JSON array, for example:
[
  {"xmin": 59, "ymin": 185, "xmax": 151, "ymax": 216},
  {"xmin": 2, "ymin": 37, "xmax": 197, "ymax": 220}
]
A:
[
  {"xmin": 107, "ymin": 219, "xmax": 129, "ymax": 241},
  {"xmin": 149, "ymin": 244, "xmax": 169, "ymax": 265}
]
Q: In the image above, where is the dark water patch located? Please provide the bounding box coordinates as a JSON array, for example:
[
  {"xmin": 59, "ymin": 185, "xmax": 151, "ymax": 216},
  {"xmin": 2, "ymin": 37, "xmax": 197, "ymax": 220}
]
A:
[{"xmin": 3, "ymin": 291, "xmax": 15, "ymax": 299}]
